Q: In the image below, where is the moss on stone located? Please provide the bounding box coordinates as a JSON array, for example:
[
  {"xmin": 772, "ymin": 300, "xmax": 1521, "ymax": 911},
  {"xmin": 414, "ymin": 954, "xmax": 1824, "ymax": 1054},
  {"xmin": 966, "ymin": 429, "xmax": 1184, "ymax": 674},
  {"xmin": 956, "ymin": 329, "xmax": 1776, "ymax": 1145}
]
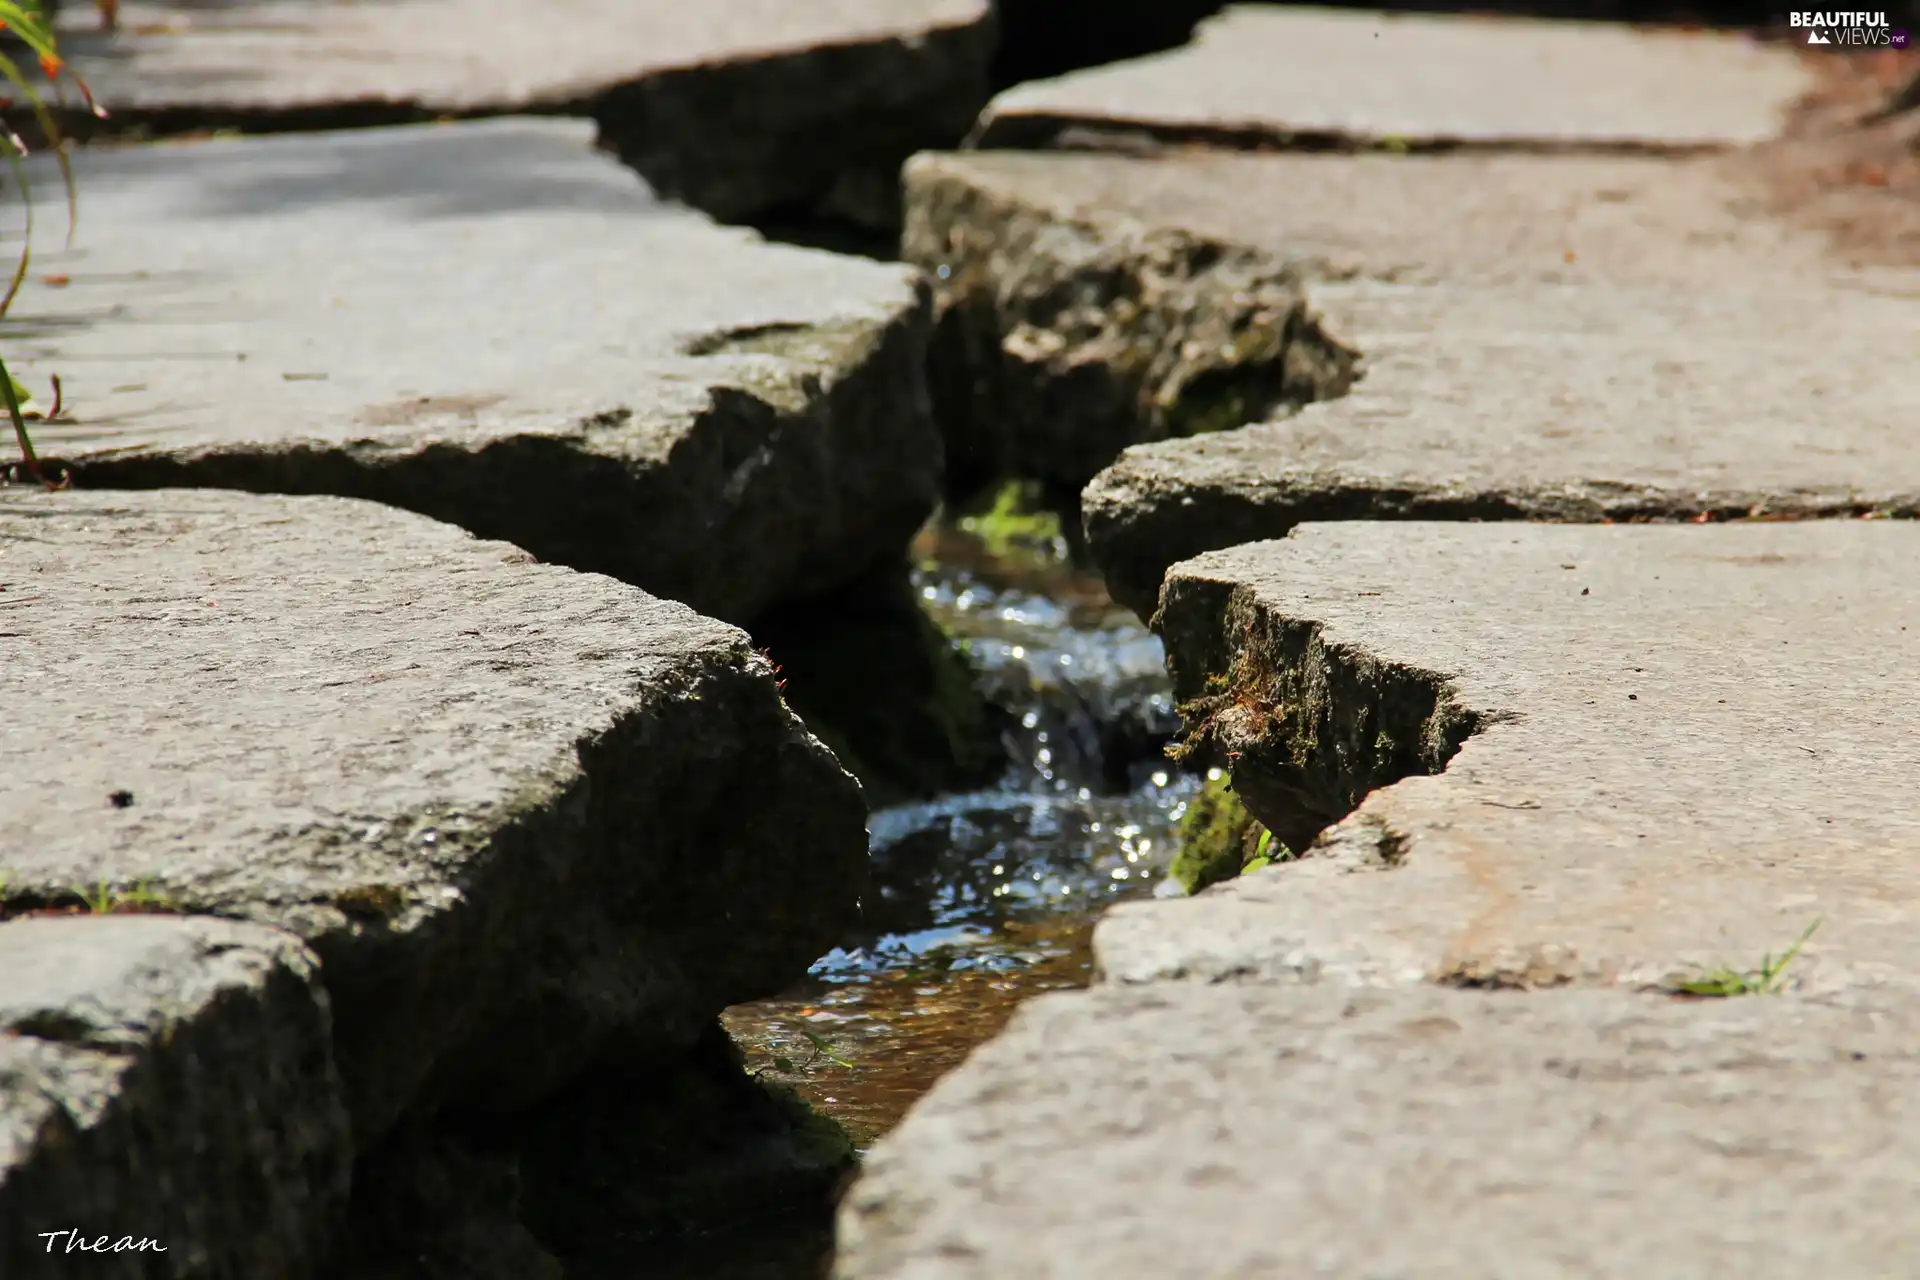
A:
[
  {"xmin": 333, "ymin": 883, "xmax": 409, "ymax": 921},
  {"xmin": 1159, "ymin": 322, "xmax": 1294, "ymax": 439},
  {"xmin": 1169, "ymin": 771, "xmax": 1285, "ymax": 895}
]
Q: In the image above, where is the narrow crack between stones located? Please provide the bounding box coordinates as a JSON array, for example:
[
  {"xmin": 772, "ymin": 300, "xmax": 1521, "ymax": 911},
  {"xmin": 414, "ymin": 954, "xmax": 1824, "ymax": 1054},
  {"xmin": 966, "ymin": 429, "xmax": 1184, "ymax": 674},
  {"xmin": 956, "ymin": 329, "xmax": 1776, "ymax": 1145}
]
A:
[
  {"xmin": 967, "ymin": 113, "xmax": 1736, "ymax": 159},
  {"xmin": 907, "ymin": 172, "xmax": 1363, "ymax": 498}
]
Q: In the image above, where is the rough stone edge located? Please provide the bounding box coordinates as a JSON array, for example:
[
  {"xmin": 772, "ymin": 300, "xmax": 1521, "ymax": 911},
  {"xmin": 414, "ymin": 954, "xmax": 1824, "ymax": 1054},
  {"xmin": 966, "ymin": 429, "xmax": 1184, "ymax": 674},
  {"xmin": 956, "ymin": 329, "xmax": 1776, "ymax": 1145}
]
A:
[
  {"xmin": 0, "ymin": 916, "xmax": 351, "ymax": 1280},
  {"xmin": 1152, "ymin": 557, "xmax": 1486, "ymax": 855},
  {"xmin": 1085, "ymin": 457, "xmax": 1920, "ymax": 624},
  {"xmin": 0, "ymin": 501, "xmax": 870, "ymax": 1148},
  {"xmin": 48, "ymin": 11, "xmax": 998, "ymax": 230},
  {"xmin": 594, "ymin": 10, "xmax": 998, "ymax": 228},
  {"xmin": 968, "ymin": 111, "xmax": 1739, "ymax": 158},
  {"xmin": 900, "ymin": 152, "xmax": 1358, "ymax": 495},
  {"xmin": 60, "ymin": 293, "xmax": 941, "ymax": 629},
  {"xmin": 285, "ymin": 629, "xmax": 870, "ymax": 1145}
]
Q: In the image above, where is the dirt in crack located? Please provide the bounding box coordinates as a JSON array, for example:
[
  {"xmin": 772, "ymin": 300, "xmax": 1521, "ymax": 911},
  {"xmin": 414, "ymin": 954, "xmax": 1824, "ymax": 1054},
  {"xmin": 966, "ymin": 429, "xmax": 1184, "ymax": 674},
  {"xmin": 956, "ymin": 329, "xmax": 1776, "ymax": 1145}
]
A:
[{"xmin": 727, "ymin": 511, "xmax": 1198, "ymax": 1144}]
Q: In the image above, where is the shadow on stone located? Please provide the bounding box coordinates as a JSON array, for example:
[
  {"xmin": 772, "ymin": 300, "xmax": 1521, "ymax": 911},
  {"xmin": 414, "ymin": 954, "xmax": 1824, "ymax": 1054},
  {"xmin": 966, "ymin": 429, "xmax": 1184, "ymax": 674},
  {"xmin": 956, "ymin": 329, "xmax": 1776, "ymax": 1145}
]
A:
[
  {"xmin": 990, "ymin": 1, "xmax": 1226, "ymax": 89},
  {"xmin": 1158, "ymin": 570, "xmax": 1487, "ymax": 855},
  {"xmin": 334, "ymin": 1024, "xmax": 851, "ymax": 1279},
  {"xmin": 754, "ymin": 564, "xmax": 1011, "ymax": 810}
]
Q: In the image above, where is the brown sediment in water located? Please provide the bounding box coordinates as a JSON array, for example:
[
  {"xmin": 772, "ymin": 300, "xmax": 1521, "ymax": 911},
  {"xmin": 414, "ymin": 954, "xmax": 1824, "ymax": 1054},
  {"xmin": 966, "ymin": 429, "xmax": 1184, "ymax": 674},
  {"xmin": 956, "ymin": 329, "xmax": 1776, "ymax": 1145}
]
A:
[{"xmin": 723, "ymin": 913, "xmax": 1107, "ymax": 1149}]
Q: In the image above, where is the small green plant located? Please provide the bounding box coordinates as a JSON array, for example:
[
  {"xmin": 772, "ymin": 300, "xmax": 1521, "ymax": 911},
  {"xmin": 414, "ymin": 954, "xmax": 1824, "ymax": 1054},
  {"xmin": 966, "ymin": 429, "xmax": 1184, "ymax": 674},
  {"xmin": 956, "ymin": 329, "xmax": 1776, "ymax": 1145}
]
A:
[
  {"xmin": 800, "ymin": 1027, "xmax": 853, "ymax": 1069},
  {"xmin": 1667, "ymin": 918, "xmax": 1823, "ymax": 998},
  {"xmin": 78, "ymin": 878, "xmax": 174, "ymax": 914},
  {"xmin": 1240, "ymin": 827, "xmax": 1278, "ymax": 874},
  {"xmin": 955, "ymin": 479, "xmax": 1066, "ymax": 562},
  {"xmin": 1169, "ymin": 771, "xmax": 1291, "ymax": 894},
  {"xmin": 764, "ymin": 1026, "xmax": 854, "ymax": 1076},
  {"xmin": 0, "ymin": 0, "xmax": 105, "ymax": 488}
]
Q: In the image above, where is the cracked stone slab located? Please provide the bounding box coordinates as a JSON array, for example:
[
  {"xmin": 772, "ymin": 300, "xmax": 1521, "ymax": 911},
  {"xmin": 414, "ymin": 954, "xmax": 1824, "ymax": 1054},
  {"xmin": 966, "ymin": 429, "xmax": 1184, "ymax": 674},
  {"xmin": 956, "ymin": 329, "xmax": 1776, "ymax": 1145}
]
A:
[
  {"xmin": 0, "ymin": 487, "xmax": 869, "ymax": 1146},
  {"xmin": 900, "ymin": 149, "xmax": 1920, "ymax": 614},
  {"xmin": 1101, "ymin": 522, "xmax": 1920, "ymax": 997},
  {"xmin": 1086, "ymin": 277, "xmax": 1920, "ymax": 617},
  {"xmin": 908, "ymin": 148, "xmax": 1885, "ymax": 294},
  {"xmin": 971, "ymin": 5, "xmax": 1812, "ymax": 152},
  {"xmin": 14, "ymin": 118, "xmax": 941, "ymax": 625},
  {"xmin": 835, "ymin": 981, "xmax": 1920, "ymax": 1278},
  {"xmin": 48, "ymin": 0, "xmax": 993, "ymax": 224},
  {"xmin": 910, "ymin": 147, "xmax": 1920, "ymax": 506},
  {"xmin": 0, "ymin": 915, "xmax": 349, "ymax": 1280}
]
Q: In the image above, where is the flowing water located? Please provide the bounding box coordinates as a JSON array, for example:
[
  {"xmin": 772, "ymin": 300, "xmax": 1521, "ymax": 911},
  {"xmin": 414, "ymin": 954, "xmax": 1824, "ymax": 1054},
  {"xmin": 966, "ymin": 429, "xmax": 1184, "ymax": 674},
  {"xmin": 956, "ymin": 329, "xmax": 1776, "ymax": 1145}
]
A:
[
  {"xmin": 722, "ymin": 521, "xmax": 1195, "ymax": 1150},
  {"xmin": 631, "ymin": 517, "xmax": 1199, "ymax": 1277}
]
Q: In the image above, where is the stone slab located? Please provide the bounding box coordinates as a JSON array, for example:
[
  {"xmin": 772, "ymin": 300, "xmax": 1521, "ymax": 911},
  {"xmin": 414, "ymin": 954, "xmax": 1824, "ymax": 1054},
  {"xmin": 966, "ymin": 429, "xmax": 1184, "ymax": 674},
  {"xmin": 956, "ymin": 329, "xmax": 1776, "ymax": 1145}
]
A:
[
  {"xmin": 903, "ymin": 149, "xmax": 1920, "ymax": 564},
  {"xmin": 836, "ymin": 981, "xmax": 1920, "ymax": 1278},
  {"xmin": 0, "ymin": 915, "xmax": 349, "ymax": 1279},
  {"xmin": 908, "ymin": 148, "xmax": 1875, "ymax": 294},
  {"xmin": 1086, "ymin": 276, "xmax": 1920, "ymax": 617},
  {"xmin": 1105, "ymin": 522, "xmax": 1920, "ymax": 995},
  {"xmin": 14, "ymin": 118, "xmax": 941, "ymax": 625},
  {"xmin": 972, "ymin": 5, "xmax": 1812, "ymax": 151},
  {"xmin": 49, "ymin": 0, "xmax": 993, "ymax": 223},
  {"xmin": 0, "ymin": 487, "xmax": 868, "ymax": 1143}
]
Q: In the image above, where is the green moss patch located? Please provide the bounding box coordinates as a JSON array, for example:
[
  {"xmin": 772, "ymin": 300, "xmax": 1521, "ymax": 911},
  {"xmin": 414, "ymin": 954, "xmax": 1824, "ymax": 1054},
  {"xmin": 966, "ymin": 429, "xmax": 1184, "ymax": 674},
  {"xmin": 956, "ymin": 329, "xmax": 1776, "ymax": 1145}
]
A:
[
  {"xmin": 1168, "ymin": 770, "xmax": 1291, "ymax": 895},
  {"xmin": 954, "ymin": 478, "xmax": 1068, "ymax": 562}
]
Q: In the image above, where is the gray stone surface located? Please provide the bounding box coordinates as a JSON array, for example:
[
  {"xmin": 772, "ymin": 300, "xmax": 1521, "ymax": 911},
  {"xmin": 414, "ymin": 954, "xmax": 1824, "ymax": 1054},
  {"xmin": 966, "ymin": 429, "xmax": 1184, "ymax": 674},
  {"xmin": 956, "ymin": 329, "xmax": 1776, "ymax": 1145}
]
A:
[
  {"xmin": 1119, "ymin": 522, "xmax": 1920, "ymax": 993},
  {"xmin": 0, "ymin": 487, "xmax": 868, "ymax": 1143},
  {"xmin": 50, "ymin": 0, "xmax": 994, "ymax": 224},
  {"xmin": 972, "ymin": 5, "xmax": 1811, "ymax": 151},
  {"xmin": 836, "ymin": 522, "xmax": 1920, "ymax": 1276},
  {"xmin": 909, "ymin": 148, "xmax": 1877, "ymax": 294},
  {"xmin": 837, "ymin": 982, "xmax": 1920, "ymax": 1278},
  {"xmin": 904, "ymin": 148, "xmax": 1920, "ymax": 562},
  {"xmin": 1087, "ymin": 277, "xmax": 1920, "ymax": 617},
  {"xmin": 16, "ymin": 118, "xmax": 941, "ymax": 625},
  {"xmin": 0, "ymin": 915, "xmax": 349, "ymax": 1280}
]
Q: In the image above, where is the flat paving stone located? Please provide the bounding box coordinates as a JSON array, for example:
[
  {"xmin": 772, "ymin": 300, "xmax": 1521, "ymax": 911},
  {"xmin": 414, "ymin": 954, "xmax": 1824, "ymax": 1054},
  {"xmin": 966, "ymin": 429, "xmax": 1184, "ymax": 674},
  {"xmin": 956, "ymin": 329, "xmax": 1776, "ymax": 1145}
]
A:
[
  {"xmin": 836, "ymin": 982, "xmax": 1920, "ymax": 1278},
  {"xmin": 836, "ymin": 522, "xmax": 1920, "ymax": 1275},
  {"xmin": 50, "ymin": 0, "xmax": 993, "ymax": 223},
  {"xmin": 13, "ymin": 118, "xmax": 941, "ymax": 625},
  {"xmin": 972, "ymin": 5, "xmax": 1811, "ymax": 151},
  {"xmin": 0, "ymin": 487, "xmax": 868, "ymax": 1144},
  {"xmin": 908, "ymin": 148, "xmax": 1875, "ymax": 293},
  {"xmin": 1110, "ymin": 522, "xmax": 1920, "ymax": 994},
  {"xmin": 0, "ymin": 915, "xmax": 348, "ymax": 1280}
]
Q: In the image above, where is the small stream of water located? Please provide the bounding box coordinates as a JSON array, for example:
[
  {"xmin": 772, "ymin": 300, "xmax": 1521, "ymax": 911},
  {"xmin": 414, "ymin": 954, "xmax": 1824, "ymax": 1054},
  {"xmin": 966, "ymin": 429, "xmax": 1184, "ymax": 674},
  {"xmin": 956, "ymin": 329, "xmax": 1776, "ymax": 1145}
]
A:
[
  {"xmin": 723, "ymin": 521, "xmax": 1193, "ymax": 1149},
  {"xmin": 632, "ymin": 517, "xmax": 1199, "ymax": 1277}
]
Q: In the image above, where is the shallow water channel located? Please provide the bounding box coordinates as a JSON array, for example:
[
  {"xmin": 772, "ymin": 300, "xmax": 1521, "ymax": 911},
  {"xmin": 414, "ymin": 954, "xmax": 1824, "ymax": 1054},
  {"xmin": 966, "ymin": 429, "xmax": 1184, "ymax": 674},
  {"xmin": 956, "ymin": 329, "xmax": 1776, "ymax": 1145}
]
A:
[{"xmin": 642, "ymin": 518, "xmax": 1201, "ymax": 1276}]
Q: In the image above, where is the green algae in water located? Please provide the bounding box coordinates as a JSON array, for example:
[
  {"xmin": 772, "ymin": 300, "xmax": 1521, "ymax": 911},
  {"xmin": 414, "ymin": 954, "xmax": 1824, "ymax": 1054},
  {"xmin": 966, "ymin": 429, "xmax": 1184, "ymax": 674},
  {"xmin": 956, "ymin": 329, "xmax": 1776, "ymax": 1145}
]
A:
[{"xmin": 953, "ymin": 479, "xmax": 1067, "ymax": 564}]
